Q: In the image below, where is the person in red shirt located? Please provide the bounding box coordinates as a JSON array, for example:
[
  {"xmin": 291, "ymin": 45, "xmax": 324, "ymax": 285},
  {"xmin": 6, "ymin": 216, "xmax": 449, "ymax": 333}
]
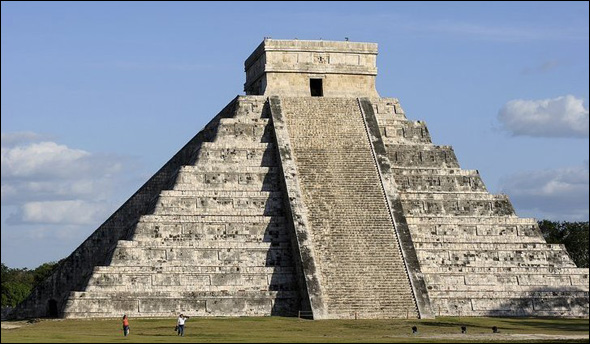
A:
[{"xmin": 122, "ymin": 314, "xmax": 130, "ymax": 336}]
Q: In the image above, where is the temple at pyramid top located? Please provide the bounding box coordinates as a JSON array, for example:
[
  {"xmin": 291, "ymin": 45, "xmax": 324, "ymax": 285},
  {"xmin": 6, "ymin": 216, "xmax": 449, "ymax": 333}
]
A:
[{"xmin": 244, "ymin": 39, "xmax": 379, "ymax": 97}]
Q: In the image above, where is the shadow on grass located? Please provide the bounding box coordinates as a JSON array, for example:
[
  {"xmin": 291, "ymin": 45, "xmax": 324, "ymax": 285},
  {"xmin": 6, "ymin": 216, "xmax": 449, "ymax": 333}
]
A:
[
  {"xmin": 499, "ymin": 317, "xmax": 589, "ymax": 332},
  {"xmin": 419, "ymin": 317, "xmax": 589, "ymax": 333}
]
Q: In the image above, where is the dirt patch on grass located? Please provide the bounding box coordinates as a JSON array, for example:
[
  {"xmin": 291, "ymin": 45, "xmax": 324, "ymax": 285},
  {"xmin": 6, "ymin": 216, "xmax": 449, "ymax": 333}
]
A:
[{"xmin": 1, "ymin": 321, "xmax": 28, "ymax": 330}]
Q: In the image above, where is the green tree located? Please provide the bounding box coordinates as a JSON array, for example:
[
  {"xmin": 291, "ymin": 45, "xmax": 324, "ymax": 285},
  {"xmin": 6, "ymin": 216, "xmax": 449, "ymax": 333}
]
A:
[
  {"xmin": 1, "ymin": 261, "xmax": 59, "ymax": 308},
  {"xmin": 32, "ymin": 262, "xmax": 58, "ymax": 285},
  {"xmin": 538, "ymin": 220, "xmax": 589, "ymax": 268},
  {"xmin": 1, "ymin": 281, "xmax": 31, "ymax": 307}
]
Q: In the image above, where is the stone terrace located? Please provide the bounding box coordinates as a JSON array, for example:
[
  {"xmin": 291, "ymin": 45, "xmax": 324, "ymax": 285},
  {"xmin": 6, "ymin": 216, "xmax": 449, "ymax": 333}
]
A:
[
  {"xmin": 367, "ymin": 97, "xmax": 589, "ymax": 317},
  {"xmin": 62, "ymin": 96, "xmax": 301, "ymax": 318}
]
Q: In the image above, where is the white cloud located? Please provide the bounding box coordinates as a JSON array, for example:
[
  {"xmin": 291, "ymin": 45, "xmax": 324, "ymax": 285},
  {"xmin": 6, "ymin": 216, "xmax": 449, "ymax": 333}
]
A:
[
  {"xmin": 1, "ymin": 132, "xmax": 137, "ymax": 223},
  {"xmin": 7, "ymin": 200, "xmax": 111, "ymax": 225},
  {"xmin": 1, "ymin": 138, "xmax": 130, "ymax": 205},
  {"xmin": 500, "ymin": 162, "xmax": 589, "ymax": 221},
  {"xmin": 2, "ymin": 141, "xmax": 90, "ymax": 178},
  {"xmin": 497, "ymin": 95, "xmax": 589, "ymax": 138}
]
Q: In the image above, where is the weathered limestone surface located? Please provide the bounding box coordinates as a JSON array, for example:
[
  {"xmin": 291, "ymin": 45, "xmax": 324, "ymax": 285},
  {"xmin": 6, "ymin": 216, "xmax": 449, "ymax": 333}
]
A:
[
  {"xmin": 12, "ymin": 97, "xmax": 303, "ymax": 318},
  {"xmin": 367, "ymin": 97, "xmax": 589, "ymax": 317},
  {"xmin": 245, "ymin": 39, "xmax": 379, "ymax": 98},
  {"xmin": 272, "ymin": 97, "xmax": 418, "ymax": 319},
  {"xmin": 11, "ymin": 39, "xmax": 588, "ymax": 320},
  {"xmin": 10, "ymin": 97, "xmax": 240, "ymax": 319}
]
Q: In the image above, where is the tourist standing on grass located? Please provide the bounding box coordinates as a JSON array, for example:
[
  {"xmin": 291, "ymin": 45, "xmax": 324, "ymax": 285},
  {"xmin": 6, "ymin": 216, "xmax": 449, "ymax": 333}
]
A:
[
  {"xmin": 177, "ymin": 313, "xmax": 189, "ymax": 336},
  {"xmin": 122, "ymin": 314, "xmax": 130, "ymax": 336}
]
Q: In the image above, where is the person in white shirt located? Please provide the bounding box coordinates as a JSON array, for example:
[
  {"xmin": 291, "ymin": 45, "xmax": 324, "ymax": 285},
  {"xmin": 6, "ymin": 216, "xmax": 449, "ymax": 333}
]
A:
[{"xmin": 177, "ymin": 313, "xmax": 189, "ymax": 336}]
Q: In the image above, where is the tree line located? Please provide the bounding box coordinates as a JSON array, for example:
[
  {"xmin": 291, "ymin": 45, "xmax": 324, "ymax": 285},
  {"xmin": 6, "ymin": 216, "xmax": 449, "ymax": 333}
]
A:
[
  {"xmin": 537, "ymin": 220, "xmax": 588, "ymax": 269},
  {"xmin": 1, "ymin": 220, "xmax": 588, "ymax": 308},
  {"xmin": 1, "ymin": 260, "xmax": 60, "ymax": 308}
]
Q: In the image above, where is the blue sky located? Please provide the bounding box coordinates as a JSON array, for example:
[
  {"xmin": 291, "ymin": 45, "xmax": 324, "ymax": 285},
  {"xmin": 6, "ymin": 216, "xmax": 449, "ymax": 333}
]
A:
[{"xmin": 2, "ymin": 1, "xmax": 588, "ymax": 268}]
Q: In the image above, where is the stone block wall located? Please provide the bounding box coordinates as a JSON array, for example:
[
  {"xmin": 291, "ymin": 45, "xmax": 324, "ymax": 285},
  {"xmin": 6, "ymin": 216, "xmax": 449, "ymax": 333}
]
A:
[
  {"xmin": 245, "ymin": 39, "xmax": 379, "ymax": 97},
  {"xmin": 60, "ymin": 96, "xmax": 301, "ymax": 318}
]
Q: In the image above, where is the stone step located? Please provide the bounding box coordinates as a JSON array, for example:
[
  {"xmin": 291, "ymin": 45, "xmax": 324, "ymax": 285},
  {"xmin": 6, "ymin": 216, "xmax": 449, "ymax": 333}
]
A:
[
  {"xmin": 370, "ymin": 97, "xmax": 406, "ymax": 118},
  {"xmin": 133, "ymin": 234, "xmax": 291, "ymax": 244},
  {"xmin": 412, "ymin": 236, "xmax": 546, "ymax": 244},
  {"xmin": 423, "ymin": 272, "xmax": 589, "ymax": 287},
  {"xmin": 196, "ymin": 143, "xmax": 277, "ymax": 166},
  {"xmin": 394, "ymin": 174, "xmax": 487, "ymax": 193},
  {"xmin": 415, "ymin": 242, "xmax": 568, "ymax": 251},
  {"xmin": 214, "ymin": 118, "xmax": 272, "ymax": 143},
  {"xmin": 400, "ymin": 192, "xmax": 510, "ymax": 201},
  {"xmin": 327, "ymin": 303, "xmax": 417, "ymax": 311},
  {"xmin": 382, "ymin": 136, "xmax": 431, "ymax": 145},
  {"xmin": 232, "ymin": 96, "xmax": 268, "ymax": 117},
  {"xmin": 85, "ymin": 273, "xmax": 296, "ymax": 291},
  {"xmin": 159, "ymin": 190, "xmax": 280, "ymax": 197},
  {"xmin": 408, "ymin": 222, "xmax": 543, "ymax": 238},
  {"xmin": 416, "ymin": 257, "xmax": 577, "ymax": 269},
  {"xmin": 153, "ymin": 192, "xmax": 284, "ymax": 216},
  {"xmin": 134, "ymin": 218, "xmax": 288, "ymax": 240},
  {"xmin": 150, "ymin": 208, "xmax": 283, "ymax": 217},
  {"xmin": 84, "ymin": 284, "xmax": 298, "ymax": 293},
  {"xmin": 392, "ymin": 168, "xmax": 479, "ymax": 176},
  {"xmin": 170, "ymin": 182, "xmax": 279, "ymax": 191},
  {"xmin": 201, "ymin": 142, "xmax": 271, "ymax": 149},
  {"xmin": 64, "ymin": 290, "xmax": 298, "ymax": 317},
  {"xmin": 385, "ymin": 144, "xmax": 460, "ymax": 169},
  {"xmin": 110, "ymin": 246, "xmax": 294, "ymax": 267},
  {"xmin": 180, "ymin": 165, "xmax": 277, "ymax": 173},
  {"xmin": 69, "ymin": 290, "xmax": 298, "ymax": 299},
  {"xmin": 219, "ymin": 118, "xmax": 270, "ymax": 125},
  {"xmin": 401, "ymin": 197, "xmax": 515, "ymax": 216},
  {"xmin": 381, "ymin": 120, "xmax": 432, "ymax": 144},
  {"xmin": 429, "ymin": 290, "xmax": 589, "ymax": 298},
  {"xmin": 173, "ymin": 168, "xmax": 280, "ymax": 191},
  {"xmin": 327, "ymin": 306, "xmax": 417, "ymax": 314},
  {"xmin": 405, "ymin": 216, "xmax": 537, "ymax": 225},
  {"xmin": 401, "ymin": 189, "xmax": 490, "ymax": 195},
  {"xmin": 139, "ymin": 214, "xmax": 286, "ymax": 224},
  {"xmin": 130, "ymin": 239, "xmax": 290, "ymax": 247},
  {"xmin": 326, "ymin": 298, "xmax": 416, "ymax": 305},
  {"xmin": 115, "ymin": 240, "xmax": 292, "ymax": 249},
  {"xmin": 92, "ymin": 265, "xmax": 296, "ymax": 274},
  {"xmin": 417, "ymin": 246, "xmax": 575, "ymax": 258},
  {"xmin": 420, "ymin": 266, "xmax": 588, "ymax": 275},
  {"xmin": 379, "ymin": 137, "xmax": 432, "ymax": 147},
  {"xmin": 422, "ymin": 215, "xmax": 532, "ymax": 226},
  {"xmin": 325, "ymin": 287, "xmax": 415, "ymax": 295}
]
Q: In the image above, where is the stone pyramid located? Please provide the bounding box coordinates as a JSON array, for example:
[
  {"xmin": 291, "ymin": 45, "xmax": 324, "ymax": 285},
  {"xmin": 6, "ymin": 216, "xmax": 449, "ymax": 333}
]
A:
[{"xmin": 12, "ymin": 39, "xmax": 588, "ymax": 319}]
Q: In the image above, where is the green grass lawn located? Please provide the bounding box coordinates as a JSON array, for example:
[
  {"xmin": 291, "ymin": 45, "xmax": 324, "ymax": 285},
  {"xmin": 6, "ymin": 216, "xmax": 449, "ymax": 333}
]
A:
[{"xmin": 2, "ymin": 317, "xmax": 588, "ymax": 343}]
